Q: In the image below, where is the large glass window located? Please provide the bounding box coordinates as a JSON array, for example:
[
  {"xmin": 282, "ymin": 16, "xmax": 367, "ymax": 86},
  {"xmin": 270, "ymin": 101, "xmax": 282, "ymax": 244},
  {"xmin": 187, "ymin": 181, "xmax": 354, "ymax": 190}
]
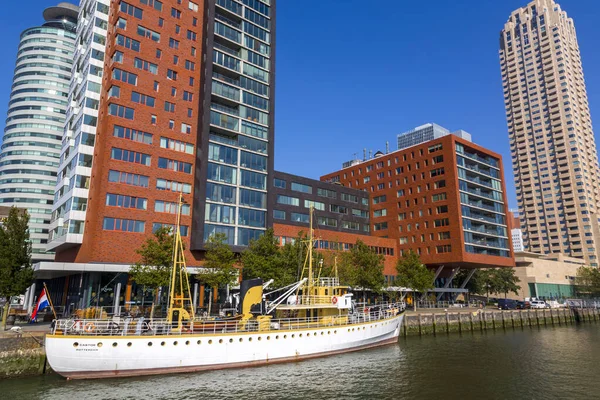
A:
[
  {"xmin": 205, "ymin": 203, "xmax": 235, "ymax": 224},
  {"xmin": 291, "ymin": 182, "xmax": 312, "ymax": 194},
  {"xmin": 208, "ymin": 143, "xmax": 238, "ymax": 165},
  {"xmin": 206, "ymin": 182, "xmax": 236, "ymax": 204},
  {"xmin": 158, "ymin": 157, "xmax": 192, "ymax": 173},
  {"xmin": 240, "ymin": 170, "xmax": 266, "ymax": 190},
  {"xmin": 110, "ymin": 147, "xmax": 151, "ymax": 166},
  {"xmin": 103, "ymin": 217, "xmax": 145, "ymax": 232},
  {"xmin": 108, "ymin": 170, "xmax": 149, "ymax": 187},
  {"xmin": 240, "ymin": 188, "xmax": 266, "ymax": 208},
  {"xmin": 240, "ymin": 151, "xmax": 267, "ymax": 171},
  {"xmin": 204, "ymin": 224, "xmax": 234, "ymax": 244},
  {"xmin": 304, "ymin": 200, "xmax": 324, "ymax": 211},
  {"xmin": 207, "ymin": 162, "xmax": 237, "ymax": 184},
  {"xmin": 277, "ymin": 195, "xmax": 299, "ymax": 206},
  {"xmin": 238, "ymin": 228, "xmax": 263, "ymax": 246},
  {"xmin": 291, "ymin": 212, "xmax": 309, "ymax": 223},
  {"xmin": 238, "ymin": 208, "xmax": 266, "ymax": 228},
  {"xmin": 106, "ymin": 193, "xmax": 147, "ymax": 210}
]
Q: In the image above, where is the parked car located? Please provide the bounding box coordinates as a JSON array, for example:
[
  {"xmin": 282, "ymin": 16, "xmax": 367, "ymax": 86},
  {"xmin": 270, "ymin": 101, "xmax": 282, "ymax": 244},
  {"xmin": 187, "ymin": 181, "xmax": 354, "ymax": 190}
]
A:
[
  {"xmin": 497, "ymin": 299, "xmax": 518, "ymax": 310},
  {"xmin": 516, "ymin": 301, "xmax": 530, "ymax": 309},
  {"xmin": 546, "ymin": 300, "xmax": 564, "ymax": 309},
  {"xmin": 530, "ymin": 300, "xmax": 548, "ymax": 309}
]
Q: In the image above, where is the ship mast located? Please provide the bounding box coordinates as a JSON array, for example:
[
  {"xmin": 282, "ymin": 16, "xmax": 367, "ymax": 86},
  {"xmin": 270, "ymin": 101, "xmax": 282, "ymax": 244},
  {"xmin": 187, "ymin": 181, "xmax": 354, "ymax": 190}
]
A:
[
  {"xmin": 308, "ymin": 205, "xmax": 314, "ymax": 298},
  {"xmin": 166, "ymin": 193, "xmax": 195, "ymax": 322}
]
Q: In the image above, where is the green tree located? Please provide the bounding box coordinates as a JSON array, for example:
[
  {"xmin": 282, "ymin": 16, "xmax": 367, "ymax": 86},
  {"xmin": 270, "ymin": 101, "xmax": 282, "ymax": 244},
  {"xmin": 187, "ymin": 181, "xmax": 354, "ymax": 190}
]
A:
[
  {"xmin": 478, "ymin": 269, "xmax": 501, "ymax": 304},
  {"xmin": 494, "ymin": 268, "xmax": 521, "ymax": 299},
  {"xmin": 394, "ymin": 250, "xmax": 434, "ymax": 311},
  {"xmin": 129, "ymin": 227, "xmax": 174, "ymax": 303},
  {"xmin": 575, "ymin": 266, "xmax": 600, "ymax": 297},
  {"xmin": 455, "ymin": 269, "xmax": 485, "ymax": 298},
  {"xmin": 197, "ymin": 233, "xmax": 239, "ymax": 314},
  {"xmin": 241, "ymin": 229, "xmax": 296, "ymax": 288},
  {"xmin": 338, "ymin": 240, "xmax": 385, "ymax": 301},
  {"xmin": 0, "ymin": 207, "xmax": 33, "ymax": 328}
]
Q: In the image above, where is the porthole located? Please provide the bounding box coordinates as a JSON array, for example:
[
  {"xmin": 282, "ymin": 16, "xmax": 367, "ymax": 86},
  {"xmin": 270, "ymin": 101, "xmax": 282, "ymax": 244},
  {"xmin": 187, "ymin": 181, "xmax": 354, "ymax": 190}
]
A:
[
  {"xmin": 267, "ymin": 336, "xmax": 270, "ymax": 340},
  {"xmin": 327, "ymin": 331, "xmax": 331, "ymax": 335},
  {"xmin": 258, "ymin": 337, "xmax": 262, "ymax": 341},
  {"xmin": 239, "ymin": 338, "xmax": 243, "ymax": 342},
  {"xmin": 352, "ymin": 328, "xmax": 355, "ymax": 332},
  {"xmin": 127, "ymin": 342, "xmax": 132, "ymax": 347},
  {"xmin": 73, "ymin": 342, "xmax": 79, "ymax": 348},
  {"xmin": 314, "ymin": 332, "xmax": 317, "ymax": 336},
  {"xmin": 208, "ymin": 340, "xmax": 213, "ymax": 344},
  {"xmin": 306, "ymin": 333, "xmax": 310, "ymax": 337},
  {"xmin": 320, "ymin": 332, "xmax": 324, "ymax": 336},
  {"xmin": 161, "ymin": 341, "xmax": 166, "ymax": 346},
  {"xmin": 347, "ymin": 329, "xmax": 350, "ymax": 332},
  {"xmin": 363, "ymin": 327, "xmax": 366, "ymax": 330},
  {"xmin": 284, "ymin": 335, "xmax": 287, "ymax": 339},
  {"xmin": 148, "ymin": 342, "xmax": 153, "ymax": 347},
  {"xmin": 219, "ymin": 339, "xmax": 223, "ymax": 344},
  {"xmin": 97, "ymin": 342, "xmax": 103, "ymax": 348},
  {"xmin": 275, "ymin": 335, "xmax": 279, "ymax": 340},
  {"xmin": 291, "ymin": 334, "xmax": 295, "ymax": 338},
  {"xmin": 197, "ymin": 340, "xmax": 201, "ymax": 345},
  {"xmin": 174, "ymin": 341, "xmax": 178, "ymax": 346},
  {"xmin": 249, "ymin": 337, "xmax": 253, "ymax": 342},
  {"xmin": 299, "ymin": 334, "xmax": 303, "ymax": 338},
  {"xmin": 334, "ymin": 330, "xmax": 337, "ymax": 334},
  {"xmin": 185, "ymin": 340, "xmax": 190, "ymax": 345},
  {"xmin": 229, "ymin": 338, "xmax": 233, "ymax": 343}
]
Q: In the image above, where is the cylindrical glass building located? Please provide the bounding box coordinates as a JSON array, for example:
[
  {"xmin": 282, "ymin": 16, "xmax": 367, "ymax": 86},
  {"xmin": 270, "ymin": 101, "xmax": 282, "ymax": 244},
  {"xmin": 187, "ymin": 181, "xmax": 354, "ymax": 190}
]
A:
[{"xmin": 0, "ymin": 2, "xmax": 78, "ymax": 261}]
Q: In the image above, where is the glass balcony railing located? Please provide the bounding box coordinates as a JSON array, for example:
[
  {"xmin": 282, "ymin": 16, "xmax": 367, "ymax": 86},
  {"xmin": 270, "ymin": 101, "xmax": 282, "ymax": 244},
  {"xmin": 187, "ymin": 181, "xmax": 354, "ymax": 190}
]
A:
[
  {"xmin": 211, "ymin": 102, "xmax": 239, "ymax": 116},
  {"xmin": 210, "ymin": 110, "xmax": 239, "ymax": 131},
  {"xmin": 214, "ymin": 21, "xmax": 241, "ymax": 44},
  {"xmin": 216, "ymin": 0, "xmax": 242, "ymax": 16}
]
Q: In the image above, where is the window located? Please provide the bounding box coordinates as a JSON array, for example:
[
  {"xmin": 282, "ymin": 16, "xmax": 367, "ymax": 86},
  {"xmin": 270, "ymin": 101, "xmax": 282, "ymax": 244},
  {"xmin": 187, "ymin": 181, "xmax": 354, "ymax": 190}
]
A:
[
  {"xmin": 273, "ymin": 210, "xmax": 285, "ymax": 220},
  {"xmin": 137, "ymin": 25, "xmax": 160, "ymax": 42},
  {"xmin": 164, "ymin": 101, "xmax": 175, "ymax": 112},
  {"xmin": 112, "ymin": 68, "xmax": 137, "ymax": 85},
  {"xmin": 183, "ymin": 91, "xmax": 193, "ymax": 101},
  {"xmin": 438, "ymin": 231, "xmax": 451, "ymax": 240},
  {"xmin": 120, "ymin": 2, "xmax": 143, "ymax": 18},
  {"xmin": 430, "ymin": 167, "xmax": 445, "ymax": 177},
  {"xmin": 131, "ymin": 91, "xmax": 155, "ymax": 107},
  {"xmin": 167, "ymin": 69, "xmax": 178, "ymax": 80},
  {"xmin": 140, "ymin": 0, "xmax": 163, "ymax": 11},
  {"xmin": 436, "ymin": 205, "xmax": 448, "ymax": 214},
  {"xmin": 106, "ymin": 193, "xmax": 147, "ymax": 210},
  {"xmin": 342, "ymin": 221, "xmax": 360, "ymax": 231},
  {"xmin": 277, "ymin": 195, "xmax": 299, "ymax": 206},
  {"xmin": 155, "ymin": 200, "xmax": 191, "ymax": 215},
  {"xmin": 133, "ymin": 57, "xmax": 158, "ymax": 74},
  {"xmin": 181, "ymin": 123, "xmax": 192, "ymax": 134},
  {"xmin": 187, "ymin": 30, "xmax": 197, "ymax": 41},
  {"xmin": 330, "ymin": 204, "xmax": 348, "ymax": 214},
  {"xmin": 103, "ymin": 217, "xmax": 144, "ymax": 233},
  {"xmin": 432, "ymin": 193, "xmax": 447, "ymax": 202},
  {"xmin": 318, "ymin": 217, "xmax": 337, "ymax": 227},
  {"xmin": 352, "ymin": 209, "xmax": 368, "ymax": 218},
  {"xmin": 108, "ymin": 170, "xmax": 149, "ymax": 187},
  {"xmin": 428, "ymin": 144, "xmax": 443, "ymax": 153},
  {"xmin": 110, "ymin": 147, "xmax": 151, "ymax": 166},
  {"xmin": 434, "ymin": 218, "xmax": 450, "ymax": 227},
  {"xmin": 373, "ymin": 209, "xmax": 387, "ymax": 217},
  {"xmin": 317, "ymin": 188, "xmax": 336, "ymax": 199},
  {"xmin": 113, "ymin": 125, "xmax": 152, "ymax": 144},
  {"xmin": 373, "ymin": 195, "xmax": 386, "ymax": 204},
  {"xmin": 117, "ymin": 17, "xmax": 127, "ymax": 29},
  {"xmin": 157, "ymin": 178, "xmax": 191, "ymax": 194},
  {"xmin": 374, "ymin": 222, "xmax": 388, "ymax": 231},
  {"xmin": 153, "ymin": 223, "xmax": 188, "ymax": 237},
  {"xmin": 341, "ymin": 193, "xmax": 358, "ymax": 203},
  {"xmin": 108, "ymin": 104, "xmax": 134, "ymax": 120},
  {"xmin": 291, "ymin": 182, "xmax": 312, "ymax": 194},
  {"xmin": 171, "ymin": 7, "xmax": 181, "ymax": 18},
  {"xmin": 158, "ymin": 157, "xmax": 192, "ymax": 173},
  {"xmin": 436, "ymin": 245, "xmax": 452, "ymax": 253},
  {"xmin": 160, "ymin": 137, "xmax": 194, "ymax": 154},
  {"xmin": 274, "ymin": 178, "xmax": 285, "ymax": 188},
  {"xmin": 115, "ymin": 34, "xmax": 140, "ymax": 52},
  {"xmin": 291, "ymin": 212, "xmax": 309, "ymax": 223},
  {"xmin": 108, "ymin": 85, "xmax": 120, "ymax": 98},
  {"xmin": 305, "ymin": 200, "xmax": 325, "ymax": 211}
]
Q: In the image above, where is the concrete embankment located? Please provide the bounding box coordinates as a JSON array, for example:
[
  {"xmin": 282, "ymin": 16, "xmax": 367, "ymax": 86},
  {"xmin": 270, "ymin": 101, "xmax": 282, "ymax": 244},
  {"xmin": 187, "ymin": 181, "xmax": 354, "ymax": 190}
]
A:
[
  {"xmin": 402, "ymin": 307, "xmax": 599, "ymax": 336},
  {"xmin": 0, "ymin": 334, "xmax": 48, "ymax": 379}
]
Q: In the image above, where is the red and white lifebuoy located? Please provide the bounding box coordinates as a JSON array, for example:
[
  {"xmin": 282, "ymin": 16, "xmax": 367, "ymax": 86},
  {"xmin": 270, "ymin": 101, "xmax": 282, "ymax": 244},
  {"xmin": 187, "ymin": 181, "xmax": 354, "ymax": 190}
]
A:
[{"xmin": 332, "ymin": 296, "xmax": 338, "ymax": 304}]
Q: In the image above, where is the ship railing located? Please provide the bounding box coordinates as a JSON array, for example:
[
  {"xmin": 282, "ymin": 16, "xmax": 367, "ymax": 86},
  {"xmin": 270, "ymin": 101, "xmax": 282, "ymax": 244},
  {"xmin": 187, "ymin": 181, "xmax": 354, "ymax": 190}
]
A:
[
  {"xmin": 293, "ymin": 295, "xmax": 340, "ymax": 305},
  {"xmin": 50, "ymin": 302, "xmax": 406, "ymax": 336}
]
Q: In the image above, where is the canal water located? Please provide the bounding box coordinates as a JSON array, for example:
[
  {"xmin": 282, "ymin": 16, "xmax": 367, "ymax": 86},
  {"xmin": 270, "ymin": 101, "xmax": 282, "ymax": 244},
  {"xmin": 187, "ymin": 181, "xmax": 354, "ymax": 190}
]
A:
[{"xmin": 3, "ymin": 324, "xmax": 600, "ymax": 399}]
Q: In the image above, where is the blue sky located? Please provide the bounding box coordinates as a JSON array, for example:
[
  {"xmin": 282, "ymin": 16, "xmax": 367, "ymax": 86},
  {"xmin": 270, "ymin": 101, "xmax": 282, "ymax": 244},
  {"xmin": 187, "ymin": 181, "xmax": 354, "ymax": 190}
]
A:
[{"xmin": 1, "ymin": 1, "xmax": 600, "ymax": 209}]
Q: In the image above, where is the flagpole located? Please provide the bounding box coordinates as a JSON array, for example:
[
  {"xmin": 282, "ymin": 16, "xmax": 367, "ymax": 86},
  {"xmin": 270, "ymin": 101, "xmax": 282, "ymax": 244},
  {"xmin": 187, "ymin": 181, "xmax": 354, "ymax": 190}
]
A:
[{"xmin": 43, "ymin": 282, "xmax": 57, "ymax": 320}]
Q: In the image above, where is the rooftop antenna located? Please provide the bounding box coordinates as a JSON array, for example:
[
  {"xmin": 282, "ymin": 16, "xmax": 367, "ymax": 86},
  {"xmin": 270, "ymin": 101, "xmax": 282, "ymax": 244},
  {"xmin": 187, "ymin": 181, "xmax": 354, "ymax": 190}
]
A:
[
  {"xmin": 386, "ymin": 141, "xmax": 389, "ymax": 154},
  {"xmin": 363, "ymin": 148, "xmax": 366, "ymax": 161},
  {"xmin": 369, "ymin": 150, "xmax": 373, "ymax": 159}
]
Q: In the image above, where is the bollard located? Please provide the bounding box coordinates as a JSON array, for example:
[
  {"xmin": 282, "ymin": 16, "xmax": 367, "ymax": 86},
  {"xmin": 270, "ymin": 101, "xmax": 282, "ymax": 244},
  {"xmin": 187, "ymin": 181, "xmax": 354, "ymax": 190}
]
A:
[
  {"xmin": 492, "ymin": 311, "xmax": 496, "ymax": 330},
  {"xmin": 446, "ymin": 312, "xmax": 450, "ymax": 334},
  {"xmin": 432, "ymin": 313, "xmax": 437, "ymax": 336},
  {"xmin": 458, "ymin": 313, "xmax": 462, "ymax": 333},
  {"xmin": 418, "ymin": 313, "xmax": 422, "ymax": 336},
  {"xmin": 550, "ymin": 309, "xmax": 555, "ymax": 325},
  {"xmin": 511, "ymin": 311, "xmax": 515, "ymax": 329},
  {"xmin": 501, "ymin": 310, "xmax": 506, "ymax": 329},
  {"xmin": 535, "ymin": 309, "xmax": 540, "ymax": 326},
  {"xmin": 470, "ymin": 312, "xmax": 474, "ymax": 332}
]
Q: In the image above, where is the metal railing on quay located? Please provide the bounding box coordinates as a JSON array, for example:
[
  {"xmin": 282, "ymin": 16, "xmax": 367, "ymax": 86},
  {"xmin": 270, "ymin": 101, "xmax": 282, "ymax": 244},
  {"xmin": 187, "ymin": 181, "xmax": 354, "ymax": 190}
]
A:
[{"xmin": 51, "ymin": 302, "xmax": 405, "ymax": 337}]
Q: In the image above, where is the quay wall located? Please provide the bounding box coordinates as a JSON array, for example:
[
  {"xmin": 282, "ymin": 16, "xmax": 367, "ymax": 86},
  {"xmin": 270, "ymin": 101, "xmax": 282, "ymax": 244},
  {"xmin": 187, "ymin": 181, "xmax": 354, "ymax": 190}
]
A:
[
  {"xmin": 0, "ymin": 335, "xmax": 48, "ymax": 379},
  {"xmin": 402, "ymin": 308, "xmax": 599, "ymax": 336}
]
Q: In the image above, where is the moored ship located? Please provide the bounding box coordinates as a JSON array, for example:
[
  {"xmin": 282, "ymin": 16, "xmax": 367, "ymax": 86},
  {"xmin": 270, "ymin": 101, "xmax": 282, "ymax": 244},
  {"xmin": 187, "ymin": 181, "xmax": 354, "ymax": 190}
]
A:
[{"xmin": 45, "ymin": 202, "xmax": 405, "ymax": 379}]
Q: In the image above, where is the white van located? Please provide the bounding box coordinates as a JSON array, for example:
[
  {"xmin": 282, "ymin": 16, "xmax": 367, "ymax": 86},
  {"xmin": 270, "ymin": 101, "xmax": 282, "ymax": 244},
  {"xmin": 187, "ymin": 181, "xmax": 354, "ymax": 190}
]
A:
[{"xmin": 530, "ymin": 300, "xmax": 548, "ymax": 309}]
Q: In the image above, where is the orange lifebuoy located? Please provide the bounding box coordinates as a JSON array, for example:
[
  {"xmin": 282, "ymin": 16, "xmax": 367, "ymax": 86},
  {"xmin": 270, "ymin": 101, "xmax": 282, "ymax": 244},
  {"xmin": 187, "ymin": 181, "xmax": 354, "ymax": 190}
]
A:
[
  {"xmin": 84, "ymin": 322, "xmax": 96, "ymax": 333},
  {"xmin": 332, "ymin": 296, "xmax": 338, "ymax": 304}
]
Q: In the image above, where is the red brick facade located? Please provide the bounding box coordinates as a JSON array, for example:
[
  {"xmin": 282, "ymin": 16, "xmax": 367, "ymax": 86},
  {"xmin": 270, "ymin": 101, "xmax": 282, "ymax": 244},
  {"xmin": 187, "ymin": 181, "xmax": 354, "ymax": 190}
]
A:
[
  {"xmin": 56, "ymin": 0, "xmax": 206, "ymax": 266},
  {"xmin": 320, "ymin": 135, "xmax": 515, "ymax": 270}
]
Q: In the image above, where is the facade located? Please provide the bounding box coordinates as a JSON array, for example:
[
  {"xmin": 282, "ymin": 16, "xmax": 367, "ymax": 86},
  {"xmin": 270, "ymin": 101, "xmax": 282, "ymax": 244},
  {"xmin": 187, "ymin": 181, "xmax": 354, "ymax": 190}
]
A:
[
  {"xmin": 0, "ymin": 2, "xmax": 78, "ymax": 261},
  {"xmin": 47, "ymin": 0, "xmax": 275, "ymax": 265},
  {"xmin": 509, "ymin": 251, "xmax": 583, "ymax": 300},
  {"xmin": 500, "ymin": 0, "xmax": 600, "ymax": 266},
  {"xmin": 397, "ymin": 123, "xmax": 471, "ymax": 151},
  {"xmin": 48, "ymin": 0, "xmax": 109, "ymax": 252},
  {"xmin": 512, "ymin": 228, "xmax": 525, "ymax": 252},
  {"xmin": 321, "ymin": 132, "xmax": 515, "ymax": 272},
  {"xmin": 271, "ymin": 171, "xmax": 370, "ymax": 235}
]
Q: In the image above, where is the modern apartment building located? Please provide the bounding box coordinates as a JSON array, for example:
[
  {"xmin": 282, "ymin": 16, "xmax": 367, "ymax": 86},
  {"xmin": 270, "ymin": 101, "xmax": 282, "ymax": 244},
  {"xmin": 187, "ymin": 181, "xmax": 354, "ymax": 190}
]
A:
[
  {"xmin": 321, "ymin": 127, "xmax": 515, "ymax": 276},
  {"xmin": 397, "ymin": 123, "xmax": 471, "ymax": 151},
  {"xmin": 500, "ymin": 0, "xmax": 600, "ymax": 266},
  {"xmin": 47, "ymin": 0, "xmax": 275, "ymax": 265},
  {"xmin": 0, "ymin": 2, "xmax": 78, "ymax": 261}
]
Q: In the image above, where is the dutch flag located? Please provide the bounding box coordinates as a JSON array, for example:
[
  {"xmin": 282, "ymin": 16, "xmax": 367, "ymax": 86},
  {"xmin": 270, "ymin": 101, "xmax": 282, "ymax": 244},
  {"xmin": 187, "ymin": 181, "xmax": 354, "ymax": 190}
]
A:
[{"xmin": 30, "ymin": 288, "xmax": 50, "ymax": 323}]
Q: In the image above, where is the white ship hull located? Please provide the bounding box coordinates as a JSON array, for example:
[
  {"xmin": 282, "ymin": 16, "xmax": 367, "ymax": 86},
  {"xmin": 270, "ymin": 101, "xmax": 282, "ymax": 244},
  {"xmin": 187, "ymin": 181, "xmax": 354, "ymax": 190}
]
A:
[{"xmin": 46, "ymin": 314, "xmax": 403, "ymax": 379}]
